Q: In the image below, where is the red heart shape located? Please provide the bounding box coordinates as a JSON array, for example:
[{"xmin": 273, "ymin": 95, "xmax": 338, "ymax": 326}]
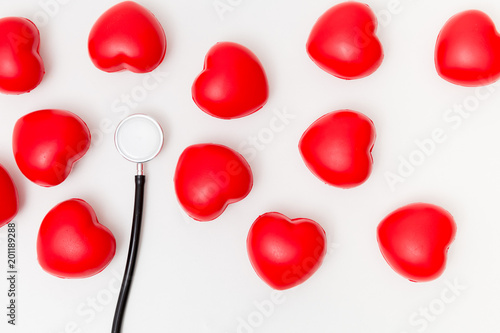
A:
[
  {"xmin": 13, "ymin": 109, "xmax": 91, "ymax": 187},
  {"xmin": 0, "ymin": 17, "xmax": 44, "ymax": 94},
  {"xmin": 37, "ymin": 199, "xmax": 116, "ymax": 279},
  {"xmin": 377, "ymin": 203, "xmax": 456, "ymax": 282},
  {"xmin": 299, "ymin": 110, "xmax": 376, "ymax": 188},
  {"xmin": 174, "ymin": 143, "xmax": 253, "ymax": 221},
  {"xmin": 0, "ymin": 164, "xmax": 18, "ymax": 228},
  {"xmin": 435, "ymin": 10, "xmax": 500, "ymax": 87},
  {"xmin": 192, "ymin": 42, "xmax": 269, "ymax": 119},
  {"xmin": 88, "ymin": 1, "xmax": 167, "ymax": 73},
  {"xmin": 306, "ymin": 1, "xmax": 383, "ymax": 80},
  {"xmin": 247, "ymin": 212, "xmax": 327, "ymax": 290}
]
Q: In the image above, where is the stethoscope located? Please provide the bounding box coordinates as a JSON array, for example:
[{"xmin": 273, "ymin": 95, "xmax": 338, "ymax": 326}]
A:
[{"xmin": 112, "ymin": 114, "xmax": 164, "ymax": 333}]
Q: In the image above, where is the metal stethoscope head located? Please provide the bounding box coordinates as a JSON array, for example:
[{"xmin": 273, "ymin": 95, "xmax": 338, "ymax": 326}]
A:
[{"xmin": 115, "ymin": 114, "xmax": 164, "ymax": 174}]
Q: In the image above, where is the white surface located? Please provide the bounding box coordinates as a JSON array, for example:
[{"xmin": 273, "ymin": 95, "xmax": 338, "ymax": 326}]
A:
[{"xmin": 0, "ymin": 0, "xmax": 499, "ymax": 332}]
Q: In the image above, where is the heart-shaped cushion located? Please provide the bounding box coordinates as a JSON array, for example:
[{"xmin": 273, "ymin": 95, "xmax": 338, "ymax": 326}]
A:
[
  {"xmin": 37, "ymin": 199, "xmax": 116, "ymax": 279},
  {"xmin": 174, "ymin": 143, "xmax": 253, "ymax": 221},
  {"xmin": 247, "ymin": 212, "xmax": 327, "ymax": 290},
  {"xmin": 192, "ymin": 42, "xmax": 269, "ymax": 119},
  {"xmin": 0, "ymin": 164, "xmax": 18, "ymax": 228},
  {"xmin": 377, "ymin": 203, "xmax": 456, "ymax": 282},
  {"xmin": 0, "ymin": 17, "xmax": 44, "ymax": 94},
  {"xmin": 435, "ymin": 10, "xmax": 500, "ymax": 86},
  {"xmin": 299, "ymin": 110, "xmax": 376, "ymax": 188},
  {"xmin": 13, "ymin": 109, "xmax": 91, "ymax": 187},
  {"xmin": 307, "ymin": 2, "xmax": 383, "ymax": 80},
  {"xmin": 88, "ymin": 1, "xmax": 167, "ymax": 73}
]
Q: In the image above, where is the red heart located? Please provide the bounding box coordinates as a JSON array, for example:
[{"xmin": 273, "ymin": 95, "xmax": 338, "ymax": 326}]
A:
[
  {"xmin": 377, "ymin": 203, "xmax": 456, "ymax": 282},
  {"xmin": 88, "ymin": 1, "xmax": 167, "ymax": 73},
  {"xmin": 247, "ymin": 212, "xmax": 327, "ymax": 290},
  {"xmin": 0, "ymin": 164, "xmax": 18, "ymax": 228},
  {"xmin": 13, "ymin": 109, "xmax": 91, "ymax": 187},
  {"xmin": 192, "ymin": 42, "xmax": 269, "ymax": 119},
  {"xmin": 306, "ymin": 2, "xmax": 383, "ymax": 80},
  {"xmin": 0, "ymin": 17, "xmax": 44, "ymax": 94},
  {"xmin": 299, "ymin": 110, "xmax": 376, "ymax": 188},
  {"xmin": 37, "ymin": 199, "xmax": 116, "ymax": 279},
  {"xmin": 174, "ymin": 143, "xmax": 253, "ymax": 221},
  {"xmin": 435, "ymin": 10, "xmax": 500, "ymax": 86}
]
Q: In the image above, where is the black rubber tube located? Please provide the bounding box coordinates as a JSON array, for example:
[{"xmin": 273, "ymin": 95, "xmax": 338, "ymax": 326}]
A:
[{"xmin": 112, "ymin": 175, "xmax": 145, "ymax": 333}]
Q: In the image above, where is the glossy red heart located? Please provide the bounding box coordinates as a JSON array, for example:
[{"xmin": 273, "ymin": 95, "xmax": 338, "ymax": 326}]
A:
[
  {"xmin": 13, "ymin": 109, "xmax": 91, "ymax": 187},
  {"xmin": 0, "ymin": 164, "xmax": 18, "ymax": 228},
  {"xmin": 307, "ymin": 1, "xmax": 383, "ymax": 80},
  {"xmin": 299, "ymin": 110, "xmax": 375, "ymax": 188},
  {"xmin": 174, "ymin": 143, "xmax": 253, "ymax": 221},
  {"xmin": 377, "ymin": 203, "xmax": 456, "ymax": 282},
  {"xmin": 192, "ymin": 42, "xmax": 269, "ymax": 119},
  {"xmin": 37, "ymin": 199, "xmax": 116, "ymax": 279},
  {"xmin": 247, "ymin": 212, "xmax": 327, "ymax": 290},
  {"xmin": 88, "ymin": 1, "xmax": 167, "ymax": 73},
  {"xmin": 435, "ymin": 10, "xmax": 500, "ymax": 87},
  {"xmin": 0, "ymin": 17, "xmax": 44, "ymax": 94}
]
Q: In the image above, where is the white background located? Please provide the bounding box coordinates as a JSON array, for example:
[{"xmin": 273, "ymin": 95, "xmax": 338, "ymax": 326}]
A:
[{"xmin": 1, "ymin": 0, "xmax": 500, "ymax": 332}]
